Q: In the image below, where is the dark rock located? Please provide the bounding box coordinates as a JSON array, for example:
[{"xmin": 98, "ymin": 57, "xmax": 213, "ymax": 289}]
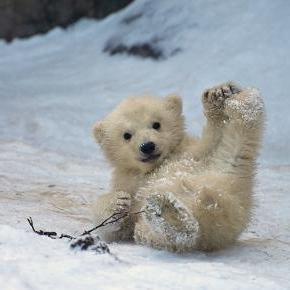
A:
[
  {"xmin": 104, "ymin": 41, "xmax": 164, "ymax": 60},
  {"xmin": 0, "ymin": 0, "xmax": 134, "ymax": 42}
]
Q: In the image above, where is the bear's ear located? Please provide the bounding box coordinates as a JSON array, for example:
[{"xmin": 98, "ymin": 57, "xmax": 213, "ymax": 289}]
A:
[
  {"xmin": 164, "ymin": 95, "xmax": 183, "ymax": 115},
  {"xmin": 93, "ymin": 121, "xmax": 105, "ymax": 144}
]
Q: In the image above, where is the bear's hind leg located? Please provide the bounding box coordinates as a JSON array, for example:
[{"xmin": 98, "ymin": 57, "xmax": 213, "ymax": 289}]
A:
[
  {"xmin": 210, "ymin": 87, "xmax": 265, "ymax": 174},
  {"xmin": 134, "ymin": 172, "xmax": 250, "ymax": 252},
  {"xmin": 191, "ymin": 173, "xmax": 251, "ymax": 251},
  {"xmin": 134, "ymin": 192, "xmax": 199, "ymax": 252}
]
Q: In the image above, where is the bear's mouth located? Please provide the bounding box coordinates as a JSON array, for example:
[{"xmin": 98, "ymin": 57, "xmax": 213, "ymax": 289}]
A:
[{"xmin": 140, "ymin": 153, "xmax": 161, "ymax": 163}]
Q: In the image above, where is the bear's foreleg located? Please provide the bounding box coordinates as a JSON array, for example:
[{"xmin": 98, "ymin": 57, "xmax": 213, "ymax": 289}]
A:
[
  {"xmin": 193, "ymin": 82, "xmax": 242, "ymax": 160},
  {"xmin": 91, "ymin": 191, "xmax": 134, "ymax": 241}
]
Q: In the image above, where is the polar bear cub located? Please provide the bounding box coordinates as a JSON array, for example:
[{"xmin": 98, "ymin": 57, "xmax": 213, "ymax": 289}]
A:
[{"xmin": 92, "ymin": 82, "xmax": 265, "ymax": 252}]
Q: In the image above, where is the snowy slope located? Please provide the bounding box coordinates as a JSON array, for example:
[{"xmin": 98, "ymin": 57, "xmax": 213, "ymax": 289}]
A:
[
  {"xmin": 1, "ymin": 0, "xmax": 290, "ymax": 164},
  {"xmin": 0, "ymin": 0, "xmax": 290, "ymax": 289}
]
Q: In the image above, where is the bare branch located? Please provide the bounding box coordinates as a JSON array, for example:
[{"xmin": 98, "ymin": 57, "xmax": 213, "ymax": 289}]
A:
[
  {"xmin": 27, "ymin": 217, "xmax": 70, "ymax": 239},
  {"xmin": 27, "ymin": 210, "xmax": 144, "ymax": 241},
  {"xmin": 81, "ymin": 211, "xmax": 129, "ymax": 236}
]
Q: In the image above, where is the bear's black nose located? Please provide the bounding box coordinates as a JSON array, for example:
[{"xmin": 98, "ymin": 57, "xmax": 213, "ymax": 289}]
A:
[{"xmin": 140, "ymin": 142, "xmax": 156, "ymax": 155}]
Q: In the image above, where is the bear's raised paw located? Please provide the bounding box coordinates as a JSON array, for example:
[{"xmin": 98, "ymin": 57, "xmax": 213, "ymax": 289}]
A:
[{"xmin": 202, "ymin": 82, "xmax": 242, "ymax": 120}]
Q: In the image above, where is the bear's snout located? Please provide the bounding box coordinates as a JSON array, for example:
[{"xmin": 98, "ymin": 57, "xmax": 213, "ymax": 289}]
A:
[{"xmin": 140, "ymin": 142, "xmax": 156, "ymax": 155}]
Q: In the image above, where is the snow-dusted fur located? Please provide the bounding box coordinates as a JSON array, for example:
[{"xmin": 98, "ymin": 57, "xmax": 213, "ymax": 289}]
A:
[{"xmin": 92, "ymin": 82, "xmax": 265, "ymax": 252}]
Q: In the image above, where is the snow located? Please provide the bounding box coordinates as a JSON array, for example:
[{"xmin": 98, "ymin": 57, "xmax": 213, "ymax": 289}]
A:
[{"xmin": 0, "ymin": 0, "xmax": 290, "ymax": 289}]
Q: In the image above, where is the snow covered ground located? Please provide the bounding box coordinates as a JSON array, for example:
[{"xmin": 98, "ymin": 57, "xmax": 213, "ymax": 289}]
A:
[{"xmin": 0, "ymin": 0, "xmax": 290, "ymax": 289}]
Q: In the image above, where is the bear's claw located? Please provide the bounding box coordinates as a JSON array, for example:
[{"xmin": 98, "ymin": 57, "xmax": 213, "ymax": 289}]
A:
[
  {"xmin": 202, "ymin": 82, "xmax": 242, "ymax": 121},
  {"xmin": 113, "ymin": 191, "xmax": 131, "ymax": 214}
]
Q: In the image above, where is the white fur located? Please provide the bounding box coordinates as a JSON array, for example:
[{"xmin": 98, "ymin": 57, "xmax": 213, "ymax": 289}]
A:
[{"xmin": 91, "ymin": 82, "xmax": 265, "ymax": 252}]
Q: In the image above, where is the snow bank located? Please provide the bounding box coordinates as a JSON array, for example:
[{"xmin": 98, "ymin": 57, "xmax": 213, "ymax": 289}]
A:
[{"xmin": 0, "ymin": 0, "xmax": 289, "ymax": 164}]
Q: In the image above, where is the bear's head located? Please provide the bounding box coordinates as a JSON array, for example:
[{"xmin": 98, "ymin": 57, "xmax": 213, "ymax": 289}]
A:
[{"xmin": 93, "ymin": 95, "xmax": 185, "ymax": 173}]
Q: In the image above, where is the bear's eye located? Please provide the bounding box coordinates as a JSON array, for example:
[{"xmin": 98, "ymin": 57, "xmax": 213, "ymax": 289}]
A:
[
  {"xmin": 123, "ymin": 132, "xmax": 132, "ymax": 140},
  {"xmin": 152, "ymin": 122, "xmax": 161, "ymax": 130}
]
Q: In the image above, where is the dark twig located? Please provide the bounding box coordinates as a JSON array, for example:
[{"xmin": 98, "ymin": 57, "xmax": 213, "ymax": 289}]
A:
[
  {"xmin": 27, "ymin": 210, "xmax": 145, "ymax": 240},
  {"xmin": 27, "ymin": 210, "xmax": 145, "ymax": 262},
  {"xmin": 27, "ymin": 217, "xmax": 74, "ymax": 239},
  {"xmin": 81, "ymin": 211, "xmax": 129, "ymax": 236},
  {"xmin": 79, "ymin": 210, "xmax": 145, "ymax": 236}
]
